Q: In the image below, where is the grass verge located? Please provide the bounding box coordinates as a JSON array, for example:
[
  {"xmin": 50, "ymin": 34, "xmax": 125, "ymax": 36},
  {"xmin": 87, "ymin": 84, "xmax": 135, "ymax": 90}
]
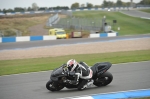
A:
[
  {"xmin": 134, "ymin": 97, "xmax": 150, "ymax": 99},
  {"xmin": 0, "ymin": 50, "xmax": 150, "ymax": 76},
  {"xmin": 0, "ymin": 15, "xmax": 50, "ymax": 36}
]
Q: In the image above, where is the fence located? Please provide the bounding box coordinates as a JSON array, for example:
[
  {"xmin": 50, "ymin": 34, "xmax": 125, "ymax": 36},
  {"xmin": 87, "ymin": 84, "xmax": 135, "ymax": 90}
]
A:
[
  {"xmin": 51, "ymin": 7, "xmax": 150, "ymax": 31},
  {"xmin": 53, "ymin": 17, "xmax": 102, "ymax": 31},
  {"xmin": 52, "ymin": 17, "xmax": 115, "ymax": 32},
  {"xmin": 46, "ymin": 13, "xmax": 60, "ymax": 26},
  {"xmin": 61, "ymin": 10, "xmax": 72, "ymax": 17},
  {"xmin": 46, "ymin": 10, "xmax": 72, "ymax": 27}
]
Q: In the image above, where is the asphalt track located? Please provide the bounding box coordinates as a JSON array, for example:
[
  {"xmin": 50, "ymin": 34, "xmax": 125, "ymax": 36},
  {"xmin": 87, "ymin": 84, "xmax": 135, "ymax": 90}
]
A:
[
  {"xmin": 0, "ymin": 61, "xmax": 150, "ymax": 99},
  {"xmin": 0, "ymin": 34, "xmax": 150, "ymax": 50},
  {"xmin": 121, "ymin": 10, "xmax": 150, "ymax": 19}
]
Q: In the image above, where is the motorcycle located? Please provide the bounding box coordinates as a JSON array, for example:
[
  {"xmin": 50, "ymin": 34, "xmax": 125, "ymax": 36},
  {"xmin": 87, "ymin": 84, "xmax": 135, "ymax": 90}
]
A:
[{"xmin": 46, "ymin": 62, "xmax": 113, "ymax": 91}]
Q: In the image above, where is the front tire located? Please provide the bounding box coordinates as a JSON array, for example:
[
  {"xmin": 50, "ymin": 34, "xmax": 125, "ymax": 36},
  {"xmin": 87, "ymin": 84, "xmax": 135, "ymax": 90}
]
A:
[
  {"xmin": 46, "ymin": 80, "xmax": 64, "ymax": 91},
  {"xmin": 94, "ymin": 71, "xmax": 113, "ymax": 87}
]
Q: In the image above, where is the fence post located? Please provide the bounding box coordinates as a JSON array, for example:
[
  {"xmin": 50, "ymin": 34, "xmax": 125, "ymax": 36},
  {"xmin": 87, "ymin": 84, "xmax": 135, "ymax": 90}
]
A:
[{"xmin": 102, "ymin": 16, "xmax": 106, "ymax": 32}]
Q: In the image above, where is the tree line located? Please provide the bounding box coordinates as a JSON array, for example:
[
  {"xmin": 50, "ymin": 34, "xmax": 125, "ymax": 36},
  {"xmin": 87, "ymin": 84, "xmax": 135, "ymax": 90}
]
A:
[
  {"xmin": 0, "ymin": 6, "xmax": 69, "ymax": 13},
  {"xmin": 0, "ymin": 0, "xmax": 149, "ymax": 13},
  {"xmin": 71, "ymin": 0, "xmax": 150, "ymax": 9},
  {"xmin": 138, "ymin": 0, "xmax": 150, "ymax": 5},
  {"xmin": 0, "ymin": 3, "xmax": 69, "ymax": 13}
]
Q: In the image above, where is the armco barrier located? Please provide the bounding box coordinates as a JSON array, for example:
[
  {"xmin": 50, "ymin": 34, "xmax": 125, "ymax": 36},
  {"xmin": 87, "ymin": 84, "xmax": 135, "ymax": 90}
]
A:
[
  {"xmin": 90, "ymin": 32, "xmax": 118, "ymax": 38},
  {"xmin": 0, "ymin": 35, "xmax": 56, "ymax": 43},
  {"xmin": 2, "ymin": 37, "xmax": 16, "ymax": 43},
  {"xmin": 30, "ymin": 36, "xmax": 43, "ymax": 41}
]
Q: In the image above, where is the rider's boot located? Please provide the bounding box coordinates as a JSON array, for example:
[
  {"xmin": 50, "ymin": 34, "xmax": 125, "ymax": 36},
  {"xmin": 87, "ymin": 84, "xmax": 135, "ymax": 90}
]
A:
[
  {"xmin": 86, "ymin": 79, "xmax": 94, "ymax": 87},
  {"xmin": 78, "ymin": 79, "xmax": 94, "ymax": 90}
]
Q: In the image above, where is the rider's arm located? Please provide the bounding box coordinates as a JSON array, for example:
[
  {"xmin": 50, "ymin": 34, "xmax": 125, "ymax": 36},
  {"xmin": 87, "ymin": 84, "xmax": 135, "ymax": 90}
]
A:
[
  {"xmin": 70, "ymin": 66, "xmax": 81, "ymax": 85},
  {"xmin": 74, "ymin": 66, "xmax": 82, "ymax": 82}
]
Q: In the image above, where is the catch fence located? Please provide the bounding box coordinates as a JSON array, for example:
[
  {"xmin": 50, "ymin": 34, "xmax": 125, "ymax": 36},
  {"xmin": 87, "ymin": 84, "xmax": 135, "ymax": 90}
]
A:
[{"xmin": 52, "ymin": 17, "xmax": 114, "ymax": 32}]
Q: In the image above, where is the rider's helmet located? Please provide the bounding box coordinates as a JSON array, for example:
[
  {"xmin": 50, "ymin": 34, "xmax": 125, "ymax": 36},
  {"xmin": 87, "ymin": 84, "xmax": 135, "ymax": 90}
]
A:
[{"xmin": 67, "ymin": 59, "xmax": 78, "ymax": 71}]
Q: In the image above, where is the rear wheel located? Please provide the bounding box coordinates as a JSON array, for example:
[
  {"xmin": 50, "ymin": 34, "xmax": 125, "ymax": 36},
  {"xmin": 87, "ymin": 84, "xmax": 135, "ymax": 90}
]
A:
[
  {"xmin": 94, "ymin": 71, "xmax": 113, "ymax": 87},
  {"xmin": 46, "ymin": 80, "xmax": 64, "ymax": 91}
]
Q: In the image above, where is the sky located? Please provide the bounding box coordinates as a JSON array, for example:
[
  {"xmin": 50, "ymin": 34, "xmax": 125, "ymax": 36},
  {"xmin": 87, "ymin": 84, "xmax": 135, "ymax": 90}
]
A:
[{"xmin": 0, "ymin": 0, "xmax": 142, "ymax": 10}]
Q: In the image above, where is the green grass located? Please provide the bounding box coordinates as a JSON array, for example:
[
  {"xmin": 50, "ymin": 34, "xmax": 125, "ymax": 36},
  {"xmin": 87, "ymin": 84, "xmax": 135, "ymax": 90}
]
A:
[
  {"xmin": 59, "ymin": 11, "xmax": 150, "ymax": 36},
  {"xmin": 0, "ymin": 15, "xmax": 50, "ymax": 36},
  {"xmin": 135, "ymin": 97, "xmax": 150, "ymax": 99},
  {"xmin": 0, "ymin": 50, "xmax": 150, "ymax": 76},
  {"xmin": 139, "ymin": 9, "xmax": 150, "ymax": 13}
]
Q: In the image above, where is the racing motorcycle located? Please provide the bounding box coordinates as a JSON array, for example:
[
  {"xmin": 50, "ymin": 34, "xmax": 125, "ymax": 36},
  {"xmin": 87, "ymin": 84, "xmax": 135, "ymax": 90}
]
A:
[{"xmin": 46, "ymin": 62, "xmax": 113, "ymax": 91}]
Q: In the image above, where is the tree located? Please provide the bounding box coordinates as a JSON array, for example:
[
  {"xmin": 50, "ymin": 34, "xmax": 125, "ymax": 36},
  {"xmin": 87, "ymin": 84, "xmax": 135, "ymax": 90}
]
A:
[
  {"xmin": 39, "ymin": 7, "xmax": 46, "ymax": 11},
  {"xmin": 14, "ymin": 7, "xmax": 24, "ymax": 12},
  {"xmin": 102, "ymin": 0, "xmax": 109, "ymax": 7},
  {"xmin": 125, "ymin": 2, "xmax": 131, "ymax": 7},
  {"xmin": 3, "ymin": 9, "xmax": 7, "ymax": 14},
  {"xmin": 80, "ymin": 4, "xmax": 85, "ymax": 8},
  {"xmin": 32, "ymin": 3, "xmax": 38, "ymax": 11},
  {"xmin": 27, "ymin": 7, "xmax": 33, "ymax": 11},
  {"xmin": 71, "ymin": 2, "xmax": 79, "ymax": 9},
  {"xmin": 87, "ymin": 3, "xmax": 93, "ymax": 8},
  {"xmin": 48, "ymin": 6, "xmax": 69, "ymax": 10},
  {"xmin": 56, "ymin": 6, "xmax": 61, "ymax": 10},
  {"xmin": 24, "ymin": 7, "xmax": 27, "ymax": 12},
  {"xmin": 116, "ymin": 0, "xmax": 123, "ymax": 7},
  {"xmin": 63, "ymin": 6, "xmax": 69, "ymax": 10},
  {"xmin": 138, "ymin": 0, "xmax": 150, "ymax": 5},
  {"xmin": 7, "ymin": 8, "xmax": 14, "ymax": 12},
  {"xmin": 108, "ymin": 1, "xmax": 115, "ymax": 7},
  {"xmin": 94, "ymin": 5, "xmax": 101, "ymax": 8}
]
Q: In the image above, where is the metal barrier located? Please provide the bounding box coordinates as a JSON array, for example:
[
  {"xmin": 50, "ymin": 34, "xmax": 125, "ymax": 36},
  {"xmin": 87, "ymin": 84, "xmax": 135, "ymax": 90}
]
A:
[{"xmin": 46, "ymin": 13, "xmax": 59, "ymax": 26}]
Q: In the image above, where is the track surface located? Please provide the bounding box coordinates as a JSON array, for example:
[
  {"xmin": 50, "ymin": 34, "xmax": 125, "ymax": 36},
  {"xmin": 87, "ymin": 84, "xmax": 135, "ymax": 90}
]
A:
[
  {"xmin": 121, "ymin": 10, "xmax": 150, "ymax": 18},
  {"xmin": 0, "ymin": 34, "xmax": 150, "ymax": 50},
  {"xmin": 0, "ymin": 61, "xmax": 150, "ymax": 99}
]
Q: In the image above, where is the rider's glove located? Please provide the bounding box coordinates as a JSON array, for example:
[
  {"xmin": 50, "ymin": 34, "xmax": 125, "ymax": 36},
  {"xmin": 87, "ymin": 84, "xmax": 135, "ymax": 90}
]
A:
[{"xmin": 65, "ymin": 71, "xmax": 75, "ymax": 76}]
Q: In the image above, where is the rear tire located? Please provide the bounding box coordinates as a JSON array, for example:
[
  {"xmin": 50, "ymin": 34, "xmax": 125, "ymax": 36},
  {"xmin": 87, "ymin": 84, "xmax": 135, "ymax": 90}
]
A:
[{"xmin": 94, "ymin": 71, "xmax": 113, "ymax": 87}]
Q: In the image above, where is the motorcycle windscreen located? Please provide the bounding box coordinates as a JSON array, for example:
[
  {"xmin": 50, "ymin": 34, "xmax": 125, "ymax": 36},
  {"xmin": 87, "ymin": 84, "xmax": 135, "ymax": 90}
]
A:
[{"xmin": 51, "ymin": 67, "xmax": 64, "ymax": 77}]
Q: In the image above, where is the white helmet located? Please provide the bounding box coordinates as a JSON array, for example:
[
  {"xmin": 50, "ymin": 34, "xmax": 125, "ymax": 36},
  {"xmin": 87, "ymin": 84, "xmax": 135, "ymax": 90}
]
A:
[{"xmin": 67, "ymin": 59, "xmax": 78, "ymax": 71}]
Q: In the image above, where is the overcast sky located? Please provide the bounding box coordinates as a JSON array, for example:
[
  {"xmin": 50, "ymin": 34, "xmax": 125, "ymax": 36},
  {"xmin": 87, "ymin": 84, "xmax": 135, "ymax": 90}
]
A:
[{"xmin": 0, "ymin": 0, "xmax": 141, "ymax": 9}]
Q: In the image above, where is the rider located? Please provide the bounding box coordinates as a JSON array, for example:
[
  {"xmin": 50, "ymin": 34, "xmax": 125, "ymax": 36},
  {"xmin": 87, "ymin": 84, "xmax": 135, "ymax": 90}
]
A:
[{"xmin": 66, "ymin": 59, "xmax": 93, "ymax": 90}]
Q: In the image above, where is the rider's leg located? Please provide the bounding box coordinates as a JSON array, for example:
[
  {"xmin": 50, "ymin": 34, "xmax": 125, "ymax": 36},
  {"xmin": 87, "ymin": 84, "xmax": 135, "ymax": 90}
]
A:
[{"xmin": 77, "ymin": 79, "xmax": 88, "ymax": 90}]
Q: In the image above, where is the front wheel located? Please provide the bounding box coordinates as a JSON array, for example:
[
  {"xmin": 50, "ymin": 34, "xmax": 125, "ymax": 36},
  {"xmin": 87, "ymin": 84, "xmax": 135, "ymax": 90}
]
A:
[
  {"xmin": 46, "ymin": 80, "xmax": 64, "ymax": 91},
  {"xmin": 94, "ymin": 71, "xmax": 113, "ymax": 87}
]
